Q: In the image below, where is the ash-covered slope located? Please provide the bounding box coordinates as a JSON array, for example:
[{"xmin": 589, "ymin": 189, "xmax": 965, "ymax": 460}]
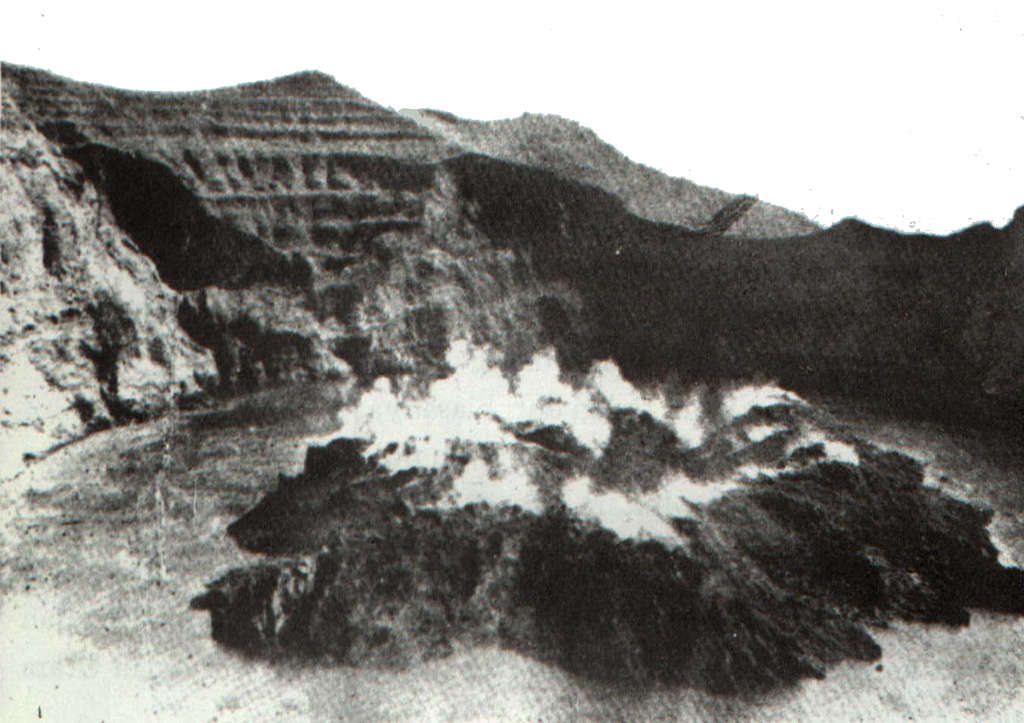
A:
[
  {"xmin": 1, "ymin": 94, "xmax": 216, "ymax": 470},
  {"xmin": 411, "ymin": 109, "xmax": 821, "ymax": 237}
]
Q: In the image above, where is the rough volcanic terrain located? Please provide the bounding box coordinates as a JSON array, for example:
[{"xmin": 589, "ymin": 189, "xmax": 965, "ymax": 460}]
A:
[
  {"xmin": 4, "ymin": 382, "xmax": 1024, "ymax": 721},
  {"xmin": 4, "ymin": 64, "xmax": 1024, "ymax": 721}
]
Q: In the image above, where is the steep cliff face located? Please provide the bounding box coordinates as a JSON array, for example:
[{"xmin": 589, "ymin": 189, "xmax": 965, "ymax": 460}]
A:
[
  {"xmin": 0, "ymin": 95, "xmax": 216, "ymax": 472},
  {"xmin": 6, "ymin": 62, "xmax": 1024, "ymax": 438},
  {"xmin": 2, "ymin": 64, "xmax": 576, "ymax": 394}
]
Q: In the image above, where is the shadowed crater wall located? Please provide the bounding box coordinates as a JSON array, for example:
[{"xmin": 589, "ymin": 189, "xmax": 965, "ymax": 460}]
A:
[{"xmin": 7, "ymin": 61, "xmax": 1024, "ymax": 433}]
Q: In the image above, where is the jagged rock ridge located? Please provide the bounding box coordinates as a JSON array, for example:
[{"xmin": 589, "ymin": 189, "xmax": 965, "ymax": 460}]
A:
[{"xmin": 411, "ymin": 109, "xmax": 821, "ymax": 237}]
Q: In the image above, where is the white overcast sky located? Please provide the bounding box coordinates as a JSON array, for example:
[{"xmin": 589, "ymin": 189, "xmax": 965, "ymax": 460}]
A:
[{"xmin": 4, "ymin": 1, "xmax": 1022, "ymax": 234}]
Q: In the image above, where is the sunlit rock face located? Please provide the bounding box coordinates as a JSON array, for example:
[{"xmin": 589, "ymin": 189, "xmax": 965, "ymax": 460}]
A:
[
  {"xmin": 0, "ymin": 94, "xmax": 216, "ymax": 472},
  {"xmin": 193, "ymin": 344, "xmax": 1024, "ymax": 693},
  {"xmin": 1, "ymin": 63, "xmax": 567, "ymax": 391}
]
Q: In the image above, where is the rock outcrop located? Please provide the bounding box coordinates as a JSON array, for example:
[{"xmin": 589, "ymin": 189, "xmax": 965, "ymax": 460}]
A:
[{"xmin": 1, "ymin": 94, "xmax": 215, "ymax": 472}]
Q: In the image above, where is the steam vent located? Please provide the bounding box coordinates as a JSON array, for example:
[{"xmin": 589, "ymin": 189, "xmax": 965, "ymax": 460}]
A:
[
  {"xmin": 4, "ymin": 61, "xmax": 1024, "ymax": 705},
  {"xmin": 192, "ymin": 344, "xmax": 1024, "ymax": 693}
]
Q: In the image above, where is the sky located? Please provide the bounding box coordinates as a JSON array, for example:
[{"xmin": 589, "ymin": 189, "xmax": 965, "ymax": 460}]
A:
[{"xmin": 4, "ymin": 1, "xmax": 1022, "ymax": 234}]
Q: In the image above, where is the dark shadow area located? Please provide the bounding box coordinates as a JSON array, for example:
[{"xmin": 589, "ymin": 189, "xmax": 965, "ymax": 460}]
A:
[
  {"xmin": 446, "ymin": 153, "xmax": 1024, "ymax": 433},
  {"xmin": 63, "ymin": 143, "xmax": 306, "ymax": 291}
]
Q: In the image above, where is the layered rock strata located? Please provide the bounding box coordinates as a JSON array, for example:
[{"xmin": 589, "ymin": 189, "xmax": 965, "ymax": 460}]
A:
[
  {"xmin": 6, "ymin": 61, "xmax": 1024, "ymax": 455},
  {"xmin": 411, "ymin": 109, "xmax": 821, "ymax": 237}
]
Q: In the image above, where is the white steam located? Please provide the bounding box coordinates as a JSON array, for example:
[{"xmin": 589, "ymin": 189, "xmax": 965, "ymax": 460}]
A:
[
  {"xmin": 331, "ymin": 341, "xmax": 860, "ymax": 544},
  {"xmin": 562, "ymin": 476, "xmax": 680, "ymax": 544},
  {"xmin": 339, "ymin": 343, "xmax": 612, "ymax": 471},
  {"xmin": 722, "ymin": 385, "xmax": 805, "ymax": 420},
  {"xmin": 448, "ymin": 446, "xmax": 543, "ymax": 514}
]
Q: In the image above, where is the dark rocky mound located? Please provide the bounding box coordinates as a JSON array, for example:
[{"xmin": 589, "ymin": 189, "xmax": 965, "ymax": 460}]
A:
[{"xmin": 193, "ymin": 392, "xmax": 1024, "ymax": 694}]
